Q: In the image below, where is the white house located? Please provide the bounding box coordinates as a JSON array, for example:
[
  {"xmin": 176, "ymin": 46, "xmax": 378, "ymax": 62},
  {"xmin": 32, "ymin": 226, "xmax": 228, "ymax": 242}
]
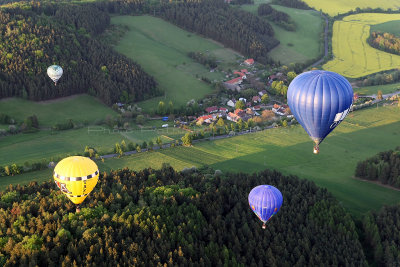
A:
[{"xmin": 227, "ymin": 99, "xmax": 236, "ymax": 107}]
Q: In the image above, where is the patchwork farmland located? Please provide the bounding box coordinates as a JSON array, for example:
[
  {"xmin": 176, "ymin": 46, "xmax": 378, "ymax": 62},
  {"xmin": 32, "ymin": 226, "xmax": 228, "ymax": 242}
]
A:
[
  {"xmin": 302, "ymin": 0, "xmax": 400, "ymax": 16},
  {"xmin": 323, "ymin": 13, "xmax": 400, "ymax": 78}
]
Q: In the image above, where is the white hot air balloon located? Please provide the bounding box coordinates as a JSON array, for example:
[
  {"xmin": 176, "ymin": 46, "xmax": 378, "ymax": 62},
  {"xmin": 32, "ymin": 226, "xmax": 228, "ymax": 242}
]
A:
[{"xmin": 47, "ymin": 65, "xmax": 63, "ymax": 85}]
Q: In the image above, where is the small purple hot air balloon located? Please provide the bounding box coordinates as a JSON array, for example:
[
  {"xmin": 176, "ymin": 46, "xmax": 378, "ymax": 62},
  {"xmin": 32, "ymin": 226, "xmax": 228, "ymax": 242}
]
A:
[{"xmin": 248, "ymin": 185, "xmax": 283, "ymax": 229}]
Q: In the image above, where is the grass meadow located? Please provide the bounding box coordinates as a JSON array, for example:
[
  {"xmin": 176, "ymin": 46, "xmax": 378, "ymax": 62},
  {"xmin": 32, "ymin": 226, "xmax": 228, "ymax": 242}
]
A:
[
  {"xmin": 0, "ymin": 95, "xmax": 117, "ymax": 127},
  {"xmin": 240, "ymin": 3, "xmax": 323, "ymax": 64},
  {"xmin": 371, "ymin": 20, "xmax": 400, "ymax": 37},
  {"xmin": 302, "ymin": 0, "xmax": 400, "ymax": 16},
  {"xmin": 0, "ymin": 125, "xmax": 187, "ymax": 166},
  {"xmin": 110, "ymin": 16, "xmax": 240, "ymax": 111},
  {"xmin": 5, "ymin": 105, "xmax": 400, "ymax": 217},
  {"xmin": 354, "ymin": 82, "xmax": 400, "ymax": 95},
  {"xmin": 323, "ymin": 13, "xmax": 400, "ymax": 78}
]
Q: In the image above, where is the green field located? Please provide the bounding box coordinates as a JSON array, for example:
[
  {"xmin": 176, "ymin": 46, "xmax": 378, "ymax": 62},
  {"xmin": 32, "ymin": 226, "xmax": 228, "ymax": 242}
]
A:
[
  {"xmin": 111, "ymin": 15, "xmax": 240, "ymax": 111},
  {"xmin": 0, "ymin": 95, "xmax": 117, "ymax": 127},
  {"xmin": 354, "ymin": 82, "xmax": 400, "ymax": 95},
  {"xmin": 240, "ymin": 3, "xmax": 323, "ymax": 64},
  {"xmin": 324, "ymin": 13, "xmax": 400, "ymax": 78},
  {"xmin": 302, "ymin": 0, "xmax": 400, "ymax": 16},
  {"xmin": 371, "ymin": 20, "xmax": 400, "ymax": 37},
  {"xmin": 0, "ymin": 126, "xmax": 187, "ymax": 166},
  {"xmin": 6, "ymin": 105, "xmax": 400, "ymax": 217}
]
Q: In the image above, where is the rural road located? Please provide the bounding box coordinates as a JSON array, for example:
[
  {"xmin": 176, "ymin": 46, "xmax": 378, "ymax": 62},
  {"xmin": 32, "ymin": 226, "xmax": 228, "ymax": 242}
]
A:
[{"xmin": 307, "ymin": 13, "xmax": 329, "ymax": 69}]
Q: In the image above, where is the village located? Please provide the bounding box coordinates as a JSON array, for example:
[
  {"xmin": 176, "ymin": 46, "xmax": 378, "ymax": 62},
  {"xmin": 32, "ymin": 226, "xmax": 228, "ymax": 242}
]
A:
[{"xmin": 193, "ymin": 57, "xmax": 293, "ymax": 126}]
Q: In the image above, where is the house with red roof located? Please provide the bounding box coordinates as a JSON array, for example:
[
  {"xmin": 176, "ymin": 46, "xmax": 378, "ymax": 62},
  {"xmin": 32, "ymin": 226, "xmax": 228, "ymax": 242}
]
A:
[
  {"xmin": 244, "ymin": 58, "xmax": 254, "ymax": 66},
  {"xmin": 234, "ymin": 71, "xmax": 246, "ymax": 78},
  {"xmin": 219, "ymin": 107, "xmax": 228, "ymax": 113},
  {"xmin": 252, "ymin": 95, "xmax": 261, "ymax": 103},
  {"xmin": 197, "ymin": 115, "xmax": 215, "ymax": 124},
  {"xmin": 205, "ymin": 106, "xmax": 218, "ymax": 113},
  {"xmin": 241, "ymin": 69, "xmax": 250, "ymax": 74}
]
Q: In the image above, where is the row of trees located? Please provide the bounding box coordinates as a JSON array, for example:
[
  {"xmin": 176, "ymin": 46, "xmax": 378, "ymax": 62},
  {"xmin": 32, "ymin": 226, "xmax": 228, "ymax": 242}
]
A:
[
  {"xmin": 187, "ymin": 52, "xmax": 218, "ymax": 69},
  {"xmin": 159, "ymin": 0, "xmax": 279, "ymax": 64},
  {"xmin": 368, "ymin": 31, "xmax": 400, "ymax": 56},
  {"xmin": 258, "ymin": 3, "xmax": 296, "ymax": 31},
  {"xmin": 271, "ymin": 0, "xmax": 309, "ymax": 9},
  {"xmin": 0, "ymin": 4, "xmax": 159, "ymax": 105},
  {"xmin": 358, "ymin": 69, "xmax": 400, "ymax": 87},
  {"xmin": 355, "ymin": 147, "xmax": 400, "ymax": 188},
  {"xmin": 0, "ymin": 166, "xmax": 367, "ymax": 265}
]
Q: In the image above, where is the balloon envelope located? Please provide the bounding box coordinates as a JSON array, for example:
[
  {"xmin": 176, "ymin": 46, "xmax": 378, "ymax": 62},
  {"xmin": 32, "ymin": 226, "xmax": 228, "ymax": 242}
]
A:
[
  {"xmin": 53, "ymin": 156, "xmax": 99, "ymax": 205},
  {"xmin": 248, "ymin": 185, "xmax": 283, "ymax": 225},
  {"xmin": 47, "ymin": 65, "xmax": 63, "ymax": 84},
  {"xmin": 287, "ymin": 70, "xmax": 353, "ymax": 148}
]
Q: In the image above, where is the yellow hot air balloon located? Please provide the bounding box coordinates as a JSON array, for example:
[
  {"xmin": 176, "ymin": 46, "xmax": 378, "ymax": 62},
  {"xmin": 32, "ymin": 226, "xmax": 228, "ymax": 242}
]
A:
[{"xmin": 53, "ymin": 156, "xmax": 99, "ymax": 212}]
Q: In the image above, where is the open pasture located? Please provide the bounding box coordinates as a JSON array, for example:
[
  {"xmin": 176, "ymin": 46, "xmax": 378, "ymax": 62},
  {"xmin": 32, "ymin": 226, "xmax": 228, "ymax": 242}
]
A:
[
  {"xmin": 240, "ymin": 3, "xmax": 323, "ymax": 64},
  {"xmin": 45, "ymin": 105, "xmax": 400, "ymax": 216},
  {"xmin": 111, "ymin": 16, "xmax": 240, "ymax": 111},
  {"xmin": 354, "ymin": 82, "xmax": 400, "ymax": 95},
  {"xmin": 3, "ymin": 103, "xmax": 400, "ymax": 216},
  {"xmin": 371, "ymin": 20, "xmax": 400, "ymax": 37},
  {"xmin": 302, "ymin": 0, "xmax": 400, "ymax": 17},
  {"xmin": 323, "ymin": 13, "xmax": 400, "ymax": 78},
  {"xmin": 0, "ymin": 126, "xmax": 186, "ymax": 166},
  {"xmin": 0, "ymin": 95, "xmax": 117, "ymax": 127}
]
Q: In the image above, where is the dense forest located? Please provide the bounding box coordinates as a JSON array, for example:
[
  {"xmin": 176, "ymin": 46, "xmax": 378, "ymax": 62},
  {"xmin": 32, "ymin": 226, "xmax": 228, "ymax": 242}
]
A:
[
  {"xmin": 271, "ymin": 0, "xmax": 309, "ymax": 9},
  {"xmin": 0, "ymin": 166, "xmax": 368, "ymax": 265},
  {"xmin": 0, "ymin": 4, "xmax": 158, "ymax": 104},
  {"xmin": 159, "ymin": 1, "xmax": 279, "ymax": 64},
  {"xmin": 368, "ymin": 32, "xmax": 400, "ymax": 56},
  {"xmin": 363, "ymin": 205, "xmax": 400, "ymax": 265},
  {"xmin": 355, "ymin": 147, "xmax": 400, "ymax": 188},
  {"xmin": 258, "ymin": 3, "xmax": 295, "ymax": 31}
]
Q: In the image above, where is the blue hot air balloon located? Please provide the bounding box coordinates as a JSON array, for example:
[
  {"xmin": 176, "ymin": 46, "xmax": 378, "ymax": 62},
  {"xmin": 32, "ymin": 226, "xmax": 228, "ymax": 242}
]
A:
[
  {"xmin": 248, "ymin": 185, "xmax": 283, "ymax": 229},
  {"xmin": 287, "ymin": 70, "xmax": 353, "ymax": 154}
]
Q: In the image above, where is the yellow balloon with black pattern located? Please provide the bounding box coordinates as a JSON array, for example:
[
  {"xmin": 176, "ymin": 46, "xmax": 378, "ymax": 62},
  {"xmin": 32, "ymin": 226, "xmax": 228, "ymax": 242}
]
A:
[{"xmin": 53, "ymin": 156, "xmax": 99, "ymax": 205}]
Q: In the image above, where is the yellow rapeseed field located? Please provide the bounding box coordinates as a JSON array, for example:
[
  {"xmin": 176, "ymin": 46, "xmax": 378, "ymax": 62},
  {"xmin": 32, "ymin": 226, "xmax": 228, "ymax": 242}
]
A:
[
  {"xmin": 323, "ymin": 13, "xmax": 400, "ymax": 78},
  {"xmin": 302, "ymin": 0, "xmax": 400, "ymax": 16}
]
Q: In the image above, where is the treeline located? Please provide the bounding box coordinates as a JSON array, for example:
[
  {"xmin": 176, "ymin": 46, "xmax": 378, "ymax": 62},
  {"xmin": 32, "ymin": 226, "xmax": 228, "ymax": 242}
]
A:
[
  {"xmin": 0, "ymin": 5, "xmax": 158, "ymax": 105},
  {"xmin": 359, "ymin": 69, "xmax": 400, "ymax": 87},
  {"xmin": 159, "ymin": 1, "xmax": 279, "ymax": 64},
  {"xmin": 0, "ymin": 166, "xmax": 367, "ymax": 265},
  {"xmin": 230, "ymin": 0, "xmax": 253, "ymax": 4},
  {"xmin": 188, "ymin": 52, "xmax": 218, "ymax": 69},
  {"xmin": 363, "ymin": 205, "xmax": 400, "ymax": 265},
  {"xmin": 271, "ymin": 0, "xmax": 309, "ymax": 10},
  {"xmin": 368, "ymin": 31, "xmax": 400, "ymax": 56},
  {"xmin": 355, "ymin": 147, "xmax": 400, "ymax": 188},
  {"xmin": 258, "ymin": 3, "xmax": 295, "ymax": 31}
]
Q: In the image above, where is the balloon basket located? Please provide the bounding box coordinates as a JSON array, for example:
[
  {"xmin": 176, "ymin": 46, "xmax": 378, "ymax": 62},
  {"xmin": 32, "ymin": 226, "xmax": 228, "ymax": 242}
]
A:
[
  {"xmin": 76, "ymin": 205, "xmax": 81, "ymax": 213},
  {"xmin": 262, "ymin": 223, "xmax": 266, "ymax": 229},
  {"xmin": 313, "ymin": 145, "xmax": 319, "ymax": 154}
]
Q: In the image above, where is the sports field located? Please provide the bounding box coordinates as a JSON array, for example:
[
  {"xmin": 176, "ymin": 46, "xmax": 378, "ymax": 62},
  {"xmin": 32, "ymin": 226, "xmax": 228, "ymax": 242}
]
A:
[
  {"xmin": 240, "ymin": 3, "xmax": 323, "ymax": 64},
  {"xmin": 8, "ymin": 105, "xmax": 400, "ymax": 217},
  {"xmin": 302, "ymin": 0, "xmax": 400, "ymax": 16},
  {"xmin": 0, "ymin": 95, "xmax": 117, "ymax": 127},
  {"xmin": 323, "ymin": 13, "xmax": 400, "ymax": 78},
  {"xmin": 111, "ymin": 16, "xmax": 240, "ymax": 111}
]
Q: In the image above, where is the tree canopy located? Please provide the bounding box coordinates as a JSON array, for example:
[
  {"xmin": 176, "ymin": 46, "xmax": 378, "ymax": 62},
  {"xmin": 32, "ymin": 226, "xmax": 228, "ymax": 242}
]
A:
[{"xmin": 0, "ymin": 166, "xmax": 368, "ymax": 265}]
